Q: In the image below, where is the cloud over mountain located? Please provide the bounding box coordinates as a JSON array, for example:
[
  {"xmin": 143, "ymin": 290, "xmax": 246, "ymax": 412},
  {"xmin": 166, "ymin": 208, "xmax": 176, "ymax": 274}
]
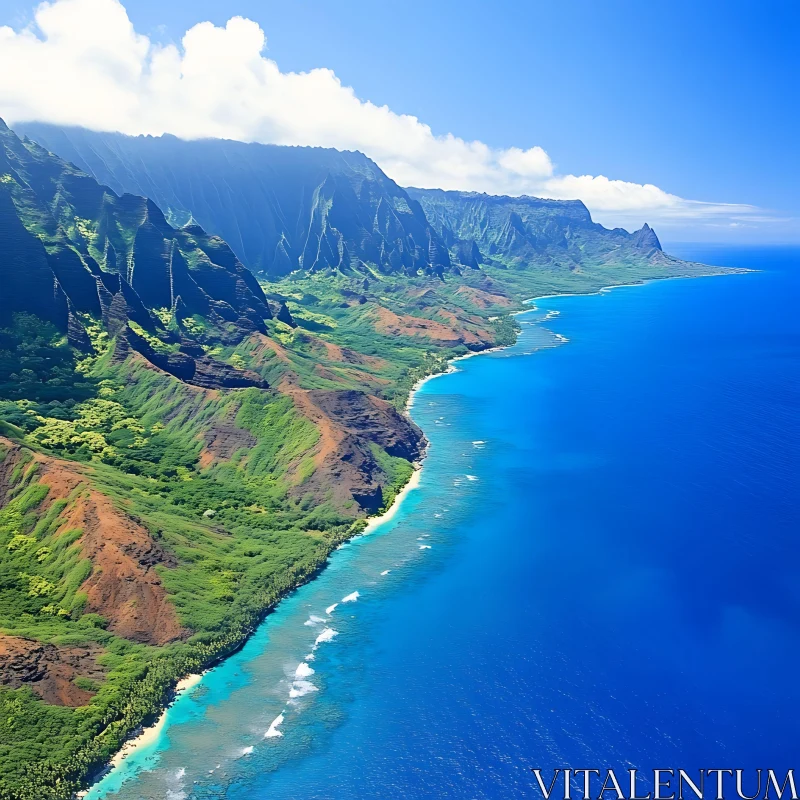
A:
[{"xmin": 0, "ymin": 0, "xmax": 757, "ymax": 229}]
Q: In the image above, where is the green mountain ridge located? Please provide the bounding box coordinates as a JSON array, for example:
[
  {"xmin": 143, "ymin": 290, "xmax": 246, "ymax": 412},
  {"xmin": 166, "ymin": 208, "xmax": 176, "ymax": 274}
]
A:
[
  {"xmin": 14, "ymin": 123, "xmax": 453, "ymax": 279},
  {"xmin": 0, "ymin": 119, "xmax": 286, "ymax": 390},
  {"xmin": 16, "ymin": 123, "xmax": 679, "ymax": 288}
]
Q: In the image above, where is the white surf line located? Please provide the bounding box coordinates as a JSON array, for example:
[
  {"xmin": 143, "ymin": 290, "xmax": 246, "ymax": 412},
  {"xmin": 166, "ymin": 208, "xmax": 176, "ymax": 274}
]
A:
[
  {"xmin": 264, "ymin": 712, "xmax": 285, "ymax": 738},
  {"xmin": 341, "ymin": 591, "xmax": 360, "ymax": 603}
]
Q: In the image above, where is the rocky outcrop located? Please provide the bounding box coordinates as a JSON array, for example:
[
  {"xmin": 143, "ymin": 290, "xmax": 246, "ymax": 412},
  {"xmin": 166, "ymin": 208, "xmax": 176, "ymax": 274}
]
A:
[
  {"xmin": 122, "ymin": 327, "xmax": 268, "ymax": 390},
  {"xmin": 0, "ymin": 636, "xmax": 106, "ymax": 707},
  {"xmin": 455, "ymin": 238, "xmax": 483, "ymax": 269},
  {"xmin": 267, "ymin": 297, "xmax": 296, "ymax": 327},
  {"xmin": 632, "ymin": 222, "xmax": 662, "ymax": 254},
  {"xmin": 286, "ymin": 388, "xmax": 425, "ymax": 513},
  {"xmin": 307, "ymin": 389, "xmax": 424, "ymax": 461}
]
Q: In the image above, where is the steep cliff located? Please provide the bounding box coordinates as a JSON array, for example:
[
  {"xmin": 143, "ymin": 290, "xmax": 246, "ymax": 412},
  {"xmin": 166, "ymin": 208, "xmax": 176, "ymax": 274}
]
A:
[
  {"xmin": 407, "ymin": 187, "xmax": 671, "ymax": 272},
  {"xmin": 0, "ymin": 119, "xmax": 276, "ymax": 388},
  {"xmin": 16, "ymin": 123, "xmax": 453, "ymax": 278}
]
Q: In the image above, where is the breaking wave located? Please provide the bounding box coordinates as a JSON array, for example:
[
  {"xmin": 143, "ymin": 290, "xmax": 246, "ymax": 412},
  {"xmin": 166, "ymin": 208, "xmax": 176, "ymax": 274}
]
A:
[
  {"xmin": 264, "ymin": 713, "xmax": 284, "ymax": 738},
  {"xmin": 314, "ymin": 628, "xmax": 338, "ymax": 646},
  {"xmin": 295, "ymin": 662, "xmax": 315, "ymax": 678}
]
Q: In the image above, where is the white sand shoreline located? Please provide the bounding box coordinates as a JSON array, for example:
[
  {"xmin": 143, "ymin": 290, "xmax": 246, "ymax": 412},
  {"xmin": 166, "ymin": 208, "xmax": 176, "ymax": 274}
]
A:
[
  {"xmin": 362, "ymin": 465, "xmax": 423, "ymax": 534},
  {"xmin": 76, "ymin": 673, "xmax": 204, "ymax": 798}
]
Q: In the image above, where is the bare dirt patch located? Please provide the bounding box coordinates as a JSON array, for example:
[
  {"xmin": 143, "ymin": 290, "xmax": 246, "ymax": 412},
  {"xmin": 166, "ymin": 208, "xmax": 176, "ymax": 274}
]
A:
[{"xmin": 0, "ymin": 635, "xmax": 106, "ymax": 707}]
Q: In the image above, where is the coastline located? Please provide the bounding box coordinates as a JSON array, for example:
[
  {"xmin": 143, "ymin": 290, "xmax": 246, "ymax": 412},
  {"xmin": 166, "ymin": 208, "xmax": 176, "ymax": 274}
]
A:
[
  {"xmin": 363, "ymin": 465, "xmax": 423, "ymax": 534},
  {"xmin": 76, "ymin": 266, "xmax": 747, "ymax": 799},
  {"xmin": 76, "ymin": 673, "xmax": 204, "ymax": 798},
  {"xmin": 401, "ymin": 269, "xmax": 753, "ymax": 490}
]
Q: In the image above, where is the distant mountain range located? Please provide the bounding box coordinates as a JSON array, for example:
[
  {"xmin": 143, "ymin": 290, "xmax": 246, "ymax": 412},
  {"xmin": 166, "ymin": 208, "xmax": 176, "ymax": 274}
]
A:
[
  {"xmin": 16, "ymin": 123, "xmax": 669, "ymax": 281},
  {"xmin": 407, "ymin": 187, "xmax": 665, "ymax": 270}
]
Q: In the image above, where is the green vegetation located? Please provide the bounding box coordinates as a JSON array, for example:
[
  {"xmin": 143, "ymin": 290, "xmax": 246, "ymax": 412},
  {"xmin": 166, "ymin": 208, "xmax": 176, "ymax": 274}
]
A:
[{"xmin": 0, "ymin": 315, "xmax": 96, "ymax": 405}]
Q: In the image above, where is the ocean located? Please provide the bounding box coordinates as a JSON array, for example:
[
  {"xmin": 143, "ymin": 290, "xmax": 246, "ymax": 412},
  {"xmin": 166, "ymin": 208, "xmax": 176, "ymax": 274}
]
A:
[{"xmin": 86, "ymin": 245, "xmax": 799, "ymax": 800}]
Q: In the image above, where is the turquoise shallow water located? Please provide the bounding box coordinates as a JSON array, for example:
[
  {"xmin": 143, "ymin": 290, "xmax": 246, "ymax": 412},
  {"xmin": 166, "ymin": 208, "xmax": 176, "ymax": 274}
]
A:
[{"xmin": 88, "ymin": 246, "xmax": 799, "ymax": 800}]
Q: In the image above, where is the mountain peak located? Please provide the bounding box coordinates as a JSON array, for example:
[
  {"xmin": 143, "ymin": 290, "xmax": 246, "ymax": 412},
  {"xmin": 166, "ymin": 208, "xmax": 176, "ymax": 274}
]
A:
[{"xmin": 632, "ymin": 223, "xmax": 662, "ymax": 253}]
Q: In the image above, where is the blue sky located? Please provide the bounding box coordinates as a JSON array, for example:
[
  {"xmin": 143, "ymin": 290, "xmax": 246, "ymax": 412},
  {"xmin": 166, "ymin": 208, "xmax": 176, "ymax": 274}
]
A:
[{"xmin": 0, "ymin": 0, "xmax": 797, "ymax": 241}]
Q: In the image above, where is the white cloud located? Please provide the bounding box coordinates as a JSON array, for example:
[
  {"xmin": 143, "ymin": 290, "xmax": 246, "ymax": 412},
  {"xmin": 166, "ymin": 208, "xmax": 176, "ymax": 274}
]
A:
[{"xmin": 0, "ymin": 0, "xmax": 759, "ymax": 230}]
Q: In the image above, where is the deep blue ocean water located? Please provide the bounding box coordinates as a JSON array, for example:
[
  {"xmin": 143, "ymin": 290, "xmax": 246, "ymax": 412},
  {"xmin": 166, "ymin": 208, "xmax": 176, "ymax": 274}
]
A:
[{"xmin": 88, "ymin": 246, "xmax": 799, "ymax": 800}]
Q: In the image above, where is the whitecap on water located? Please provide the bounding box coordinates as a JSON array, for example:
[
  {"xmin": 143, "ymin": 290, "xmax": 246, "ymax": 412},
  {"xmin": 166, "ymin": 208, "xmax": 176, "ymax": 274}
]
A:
[
  {"xmin": 325, "ymin": 603, "xmax": 338, "ymax": 615},
  {"xmin": 295, "ymin": 662, "xmax": 315, "ymax": 678},
  {"xmin": 314, "ymin": 628, "xmax": 338, "ymax": 646},
  {"xmin": 380, "ymin": 569, "xmax": 391, "ymax": 576},
  {"xmin": 466, "ymin": 474, "xmax": 479, "ymax": 481},
  {"xmin": 303, "ymin": 614, "xmax": 326, "ymax": 626},
  {"xmin": 419, "ymin": 544, "xmax": 431, "ymax": 550},
  {"xmin": 265, "ymin": 713, "xmax": 285, "ymax": 738},
  {"xmin": 341, "ymin": 591, "xmax": 360, "ymax": 603},
  {"xmin": 240, "ymin": 746, "xmax": 254, "ymax": 757}
]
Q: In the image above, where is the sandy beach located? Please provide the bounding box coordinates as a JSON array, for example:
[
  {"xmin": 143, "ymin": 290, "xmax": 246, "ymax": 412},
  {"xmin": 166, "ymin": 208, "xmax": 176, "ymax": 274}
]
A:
[
  {"xmin": 77, "ymin": 673, "xmax": 204, "ymax": 796},
  {"xmin": 362, "ymin": 466, "xmax": 422, "ymax": 534}
]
